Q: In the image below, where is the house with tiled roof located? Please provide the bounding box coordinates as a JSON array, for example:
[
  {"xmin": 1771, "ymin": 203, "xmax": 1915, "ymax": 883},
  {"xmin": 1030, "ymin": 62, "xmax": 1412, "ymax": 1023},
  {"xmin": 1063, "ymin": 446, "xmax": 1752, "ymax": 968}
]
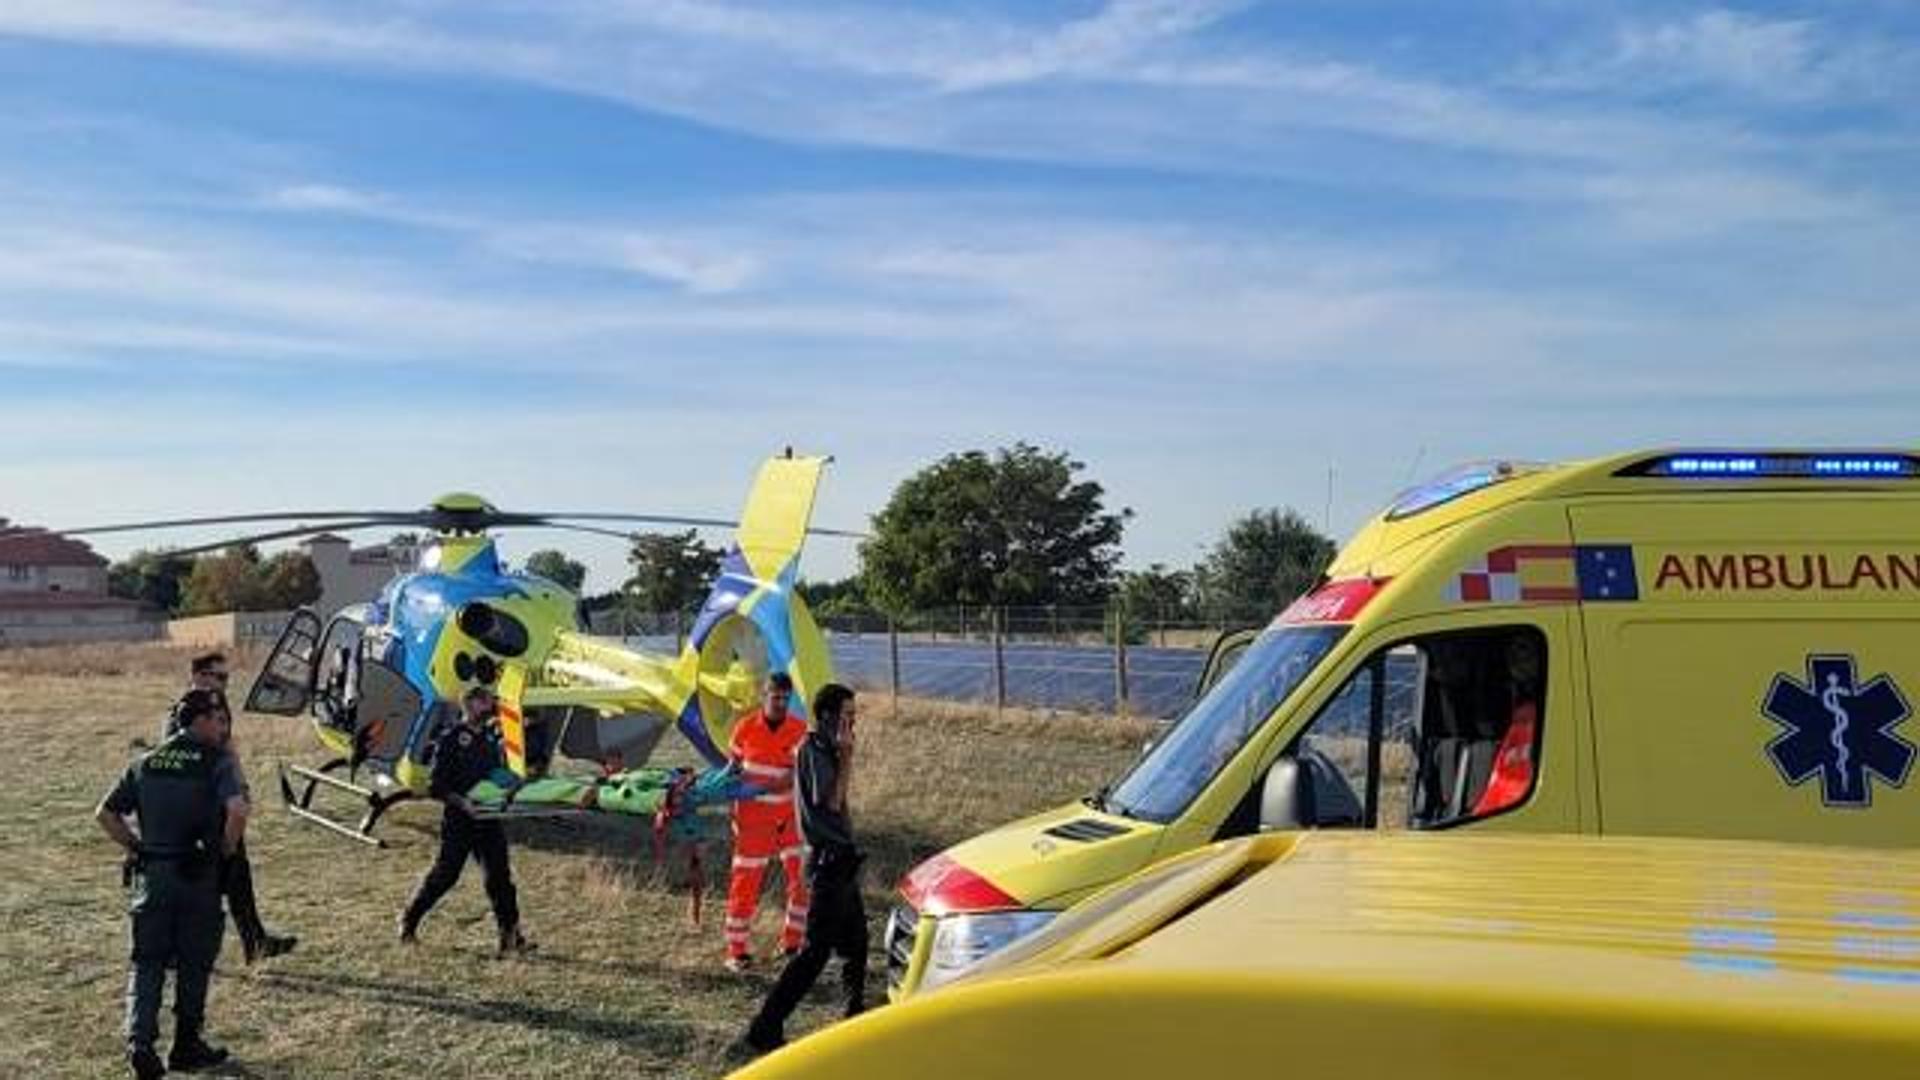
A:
[{"xmin": 0, "ymin": 518, "xmax": 158, "ymax": 645}]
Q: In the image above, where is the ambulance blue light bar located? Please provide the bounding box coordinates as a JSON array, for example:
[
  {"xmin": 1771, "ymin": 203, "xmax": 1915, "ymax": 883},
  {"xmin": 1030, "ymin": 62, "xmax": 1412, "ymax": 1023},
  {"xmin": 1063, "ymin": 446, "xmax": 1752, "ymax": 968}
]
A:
[{"xmin": 1626, "ymin": 453, "xmax": 1918, "ymax": 479}]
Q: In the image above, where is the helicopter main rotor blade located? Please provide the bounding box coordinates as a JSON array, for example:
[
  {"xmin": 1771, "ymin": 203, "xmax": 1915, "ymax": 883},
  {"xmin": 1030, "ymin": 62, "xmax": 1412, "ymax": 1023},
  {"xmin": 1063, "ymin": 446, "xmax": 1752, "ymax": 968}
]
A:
[
  {"xmin": 1, "ymin": 508, "xmax": 869, "ymax": 544},
  {"xmin": 1, "ymin": 510, "xmax": 426, "ymax": 540},
  {"xmin": 507, "ymin": 513, "xmax": 868, "ymax": 539},
  {"xmin": 492, "ymin": 512, "xmax": 740, "ymax": 530},
  {"xmin": 492, "ymin": 522, "xmax": 666, "ymax": 543},
  {"xmin": 126, "ymin": 519, "xmax": 402, "ymax": 560}
]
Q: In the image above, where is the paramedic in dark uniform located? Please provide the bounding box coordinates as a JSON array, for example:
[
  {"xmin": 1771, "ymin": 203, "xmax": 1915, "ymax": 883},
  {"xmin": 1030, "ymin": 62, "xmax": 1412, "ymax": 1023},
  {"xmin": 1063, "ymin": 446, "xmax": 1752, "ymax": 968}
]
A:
[
  {"xmin": 744, "ymin": 683, "xmax": 869, "ymax": 1053},
  {"xmin": 97, "ymin": 689, "xmax": 246, "ymax": 1080},
  {"xmin": 167, "ymin": 652, "xmax": 297, "ymax": 963},
  {"xmin": 397, "ymin": 685, "xmax": 536, "ymax": 956}
]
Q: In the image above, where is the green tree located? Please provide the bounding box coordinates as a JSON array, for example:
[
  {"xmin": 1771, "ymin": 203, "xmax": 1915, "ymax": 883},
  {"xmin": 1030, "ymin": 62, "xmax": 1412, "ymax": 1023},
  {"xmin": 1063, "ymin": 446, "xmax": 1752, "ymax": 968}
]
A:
[
  {"xmin": 181, "ymin": 545, "xmax": 267, "ymax": 615},
  {"xmin": 108, "ymin": 549, "xmax": 196, "ymax": 614},
  {"xmin": 1116, "ymin": 563, "xmax": 1195, "ymax": 623},
  {"xmin": 524, "ymin": 549, "xmax": 588, "ymax": 593},
  {"xmin": 860, "ymin": 443, "xmax": 1130, "ymax": 613},
  {"xmin": 1193, "ymin": 508, "xmax": 1336, "ymax": 624},
  {"xmin": 623, "ymin": 530, "xmax": 721, "ymax": 613},
  {"xmin": 798, "ymin": 576, "xmax": 878, "ymax": 622},
  {"xmin": 259, "ymin": 551, "xmax": 323, "ymax": 609}
]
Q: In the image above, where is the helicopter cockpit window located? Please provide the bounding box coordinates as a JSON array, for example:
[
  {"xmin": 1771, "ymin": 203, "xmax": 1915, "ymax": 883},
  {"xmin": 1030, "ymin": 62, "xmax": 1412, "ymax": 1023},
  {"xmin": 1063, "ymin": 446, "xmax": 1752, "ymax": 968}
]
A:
[{"xmin": 315, "ymin": 617, "xmax": 366, "ymax": 735}]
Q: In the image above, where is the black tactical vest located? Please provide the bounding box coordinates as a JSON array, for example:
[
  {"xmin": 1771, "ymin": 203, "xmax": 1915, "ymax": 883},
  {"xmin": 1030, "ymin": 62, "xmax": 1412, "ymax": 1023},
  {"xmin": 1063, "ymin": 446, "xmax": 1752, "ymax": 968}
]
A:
[{"xmin": 132, "ymin": 733, "xmax": 223, "ymax": 860}]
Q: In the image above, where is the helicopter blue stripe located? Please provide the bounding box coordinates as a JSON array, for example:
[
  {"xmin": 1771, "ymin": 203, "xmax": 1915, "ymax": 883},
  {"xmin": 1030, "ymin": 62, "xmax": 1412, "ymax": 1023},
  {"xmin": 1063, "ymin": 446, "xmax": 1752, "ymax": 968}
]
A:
[{"xmin": 675, "ymin": 550, "xmax": 813, "ymax": 764}]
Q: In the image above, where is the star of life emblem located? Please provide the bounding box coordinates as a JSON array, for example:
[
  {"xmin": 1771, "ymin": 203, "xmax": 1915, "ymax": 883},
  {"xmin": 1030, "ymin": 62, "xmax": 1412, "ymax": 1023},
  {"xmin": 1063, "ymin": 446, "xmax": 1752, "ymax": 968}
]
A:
[{"xmin": 1762, "ymin": 655, "xmax": 1915, "ymax": 808}]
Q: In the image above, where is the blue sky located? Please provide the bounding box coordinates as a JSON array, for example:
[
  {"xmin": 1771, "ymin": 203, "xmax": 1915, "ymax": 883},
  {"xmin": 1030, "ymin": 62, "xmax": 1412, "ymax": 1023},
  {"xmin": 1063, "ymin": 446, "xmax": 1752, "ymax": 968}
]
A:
[{"xmin": 1, "ymin": 1, "xmax": 1916, "ymax": 592}]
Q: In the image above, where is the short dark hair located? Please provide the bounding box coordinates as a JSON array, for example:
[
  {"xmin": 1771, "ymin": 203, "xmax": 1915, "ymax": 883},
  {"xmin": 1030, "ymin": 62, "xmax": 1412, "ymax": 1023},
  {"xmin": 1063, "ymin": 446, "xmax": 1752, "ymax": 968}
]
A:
[
  {"xmin": 767, "ymin": 671, "xmax": 794, "ymax": 692},
  {"xmin": 175, "ymin": 688, "xmax": 226, "ymax": 727},
  {"xmin": 812, "ymin": 683, "xmax": 854, "ymax": 725},
  {"xmin": 191, "ymin": 652, "xmax": 227, "ymax": 675}
]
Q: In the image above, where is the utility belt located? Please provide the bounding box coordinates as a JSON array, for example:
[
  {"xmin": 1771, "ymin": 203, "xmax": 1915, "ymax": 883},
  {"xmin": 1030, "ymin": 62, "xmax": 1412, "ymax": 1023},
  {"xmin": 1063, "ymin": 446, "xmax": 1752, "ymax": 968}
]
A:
[
  {"xmin": 122, "ymin": 844, "xmax": 220, "ymax": 887},
  {"xmin": 807, "ymin": 844, "xmax": 865, "ymax": 882}
]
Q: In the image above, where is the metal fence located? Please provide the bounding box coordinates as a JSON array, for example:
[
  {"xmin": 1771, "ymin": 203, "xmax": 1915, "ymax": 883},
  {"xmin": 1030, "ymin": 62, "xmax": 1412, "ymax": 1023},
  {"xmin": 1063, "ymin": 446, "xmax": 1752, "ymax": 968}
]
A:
[{"xmin": 597, "ymin": 606, "xmax": 1261, "ymax": 719}]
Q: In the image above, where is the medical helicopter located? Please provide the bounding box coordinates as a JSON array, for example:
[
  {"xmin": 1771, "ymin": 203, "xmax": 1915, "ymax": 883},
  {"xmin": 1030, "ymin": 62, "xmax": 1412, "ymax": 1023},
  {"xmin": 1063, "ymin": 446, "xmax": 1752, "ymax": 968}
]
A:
[{"xmin": 2, "ymin": 453, "xmax": 852, "ymax": 845}]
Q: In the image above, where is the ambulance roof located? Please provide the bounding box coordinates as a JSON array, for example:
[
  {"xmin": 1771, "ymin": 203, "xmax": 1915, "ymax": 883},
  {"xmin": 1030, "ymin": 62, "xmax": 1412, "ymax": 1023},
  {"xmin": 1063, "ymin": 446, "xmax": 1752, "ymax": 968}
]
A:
[{"xmin": 1329, "ymin": 449, "xmax": 1920, "ymax": 581}]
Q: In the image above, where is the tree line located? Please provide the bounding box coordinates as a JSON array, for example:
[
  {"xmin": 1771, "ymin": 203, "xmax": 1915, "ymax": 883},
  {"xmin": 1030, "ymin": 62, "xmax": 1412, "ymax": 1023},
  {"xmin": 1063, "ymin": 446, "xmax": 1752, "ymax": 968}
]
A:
[
  {"xmin": 109, "ymin": 546, "xmax": 323, "ymax": 616},
  {"xmin": 107, "ymin": 443, "xmax": 1337, "ymax": 628},
  {"xmin": 596, "ymin": 442, "xmax": 1337, "ymax": 631}
]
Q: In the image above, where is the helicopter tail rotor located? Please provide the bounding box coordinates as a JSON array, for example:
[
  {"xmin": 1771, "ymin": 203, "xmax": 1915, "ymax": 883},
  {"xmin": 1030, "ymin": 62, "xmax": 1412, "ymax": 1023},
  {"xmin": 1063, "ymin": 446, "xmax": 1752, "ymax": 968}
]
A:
[{"xmin": 672, "ymin": 455, "xmax": 837, "ymax": 764}]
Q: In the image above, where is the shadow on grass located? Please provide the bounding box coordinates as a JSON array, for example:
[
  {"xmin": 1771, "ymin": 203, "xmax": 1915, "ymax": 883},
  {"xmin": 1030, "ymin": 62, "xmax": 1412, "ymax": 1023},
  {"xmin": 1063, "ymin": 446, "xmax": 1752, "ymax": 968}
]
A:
[{"xmin": 253, "ymin": 968, "xmax": 698, "ymax": 1054}]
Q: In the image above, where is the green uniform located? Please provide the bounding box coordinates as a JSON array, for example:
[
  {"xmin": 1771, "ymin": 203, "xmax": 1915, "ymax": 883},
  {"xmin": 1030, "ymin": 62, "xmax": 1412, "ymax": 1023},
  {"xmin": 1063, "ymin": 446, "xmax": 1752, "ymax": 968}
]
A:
[{"xmin": 101, "ymin": 730, "xmax": 241, "ymax": 1056}]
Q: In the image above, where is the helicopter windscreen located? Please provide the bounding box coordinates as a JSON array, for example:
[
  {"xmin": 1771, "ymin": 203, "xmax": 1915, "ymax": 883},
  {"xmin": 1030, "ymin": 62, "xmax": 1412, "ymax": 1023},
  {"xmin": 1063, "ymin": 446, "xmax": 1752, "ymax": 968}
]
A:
[{"xmin": 315, "ymin": 614, "xmax": 367, "ymax": 733}]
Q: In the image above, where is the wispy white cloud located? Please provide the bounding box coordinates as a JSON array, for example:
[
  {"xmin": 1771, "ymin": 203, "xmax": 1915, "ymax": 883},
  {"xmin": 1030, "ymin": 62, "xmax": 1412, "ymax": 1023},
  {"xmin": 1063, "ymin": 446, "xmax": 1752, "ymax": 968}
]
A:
[
  {"xmin": 1522, "ymin": 8, "xmax": 1917, "ymax": 104},
  {"xmin": 1, "ymin": 1, "xmax": 1915, "ymax": 578},
  {"xmin": 262, "ymin": 182, "xmax": 388, "ymax": 213},
  {"xmin": 255, "ymin": 182, "xmax": 764, "ymax": 294},
  {"xmin": 0, "ymin": 0, "xmax": 1898, "ymax": 238}
]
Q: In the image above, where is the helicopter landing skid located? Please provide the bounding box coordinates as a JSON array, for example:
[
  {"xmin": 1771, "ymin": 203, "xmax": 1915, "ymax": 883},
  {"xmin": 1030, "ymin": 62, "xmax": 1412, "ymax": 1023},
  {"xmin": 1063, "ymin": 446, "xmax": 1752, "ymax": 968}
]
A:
[{"xmin": 278, "ymin": 759, "xmax": 413, "ymax": 848}]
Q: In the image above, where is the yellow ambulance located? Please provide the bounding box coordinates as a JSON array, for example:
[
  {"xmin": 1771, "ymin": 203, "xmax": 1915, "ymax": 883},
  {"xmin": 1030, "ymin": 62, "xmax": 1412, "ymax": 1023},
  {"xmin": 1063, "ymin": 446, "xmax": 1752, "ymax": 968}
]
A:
[
  {"xmin": 743, "ymin": 831, "xmax": 1920, "ymax": 1079},
  {"xmin": 885, "ymin": 449, "xmax": 1920, "ymax": 998}
]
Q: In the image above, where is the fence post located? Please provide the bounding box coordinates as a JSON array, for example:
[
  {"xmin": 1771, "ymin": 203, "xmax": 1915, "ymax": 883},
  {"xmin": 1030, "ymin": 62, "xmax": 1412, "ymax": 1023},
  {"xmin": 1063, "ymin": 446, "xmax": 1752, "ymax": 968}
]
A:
[
  {"xmin": 888, "ymin": 615, "xmax": 901, "ymax": 721},
  {"xmin": 992, "ymin": 606, "xmax": 1007, "ymax": 714},
  {"xmin": 1113, "ymin": 603, "xmax": 1130, "ymax": 719}
]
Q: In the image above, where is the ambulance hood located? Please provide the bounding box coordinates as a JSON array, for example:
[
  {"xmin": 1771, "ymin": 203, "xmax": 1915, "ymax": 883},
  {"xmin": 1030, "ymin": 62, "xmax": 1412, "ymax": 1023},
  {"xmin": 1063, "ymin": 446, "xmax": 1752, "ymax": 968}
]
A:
[{"xmin": 899, "ymin": 801, "xmax": 1165, "ymax": 914}]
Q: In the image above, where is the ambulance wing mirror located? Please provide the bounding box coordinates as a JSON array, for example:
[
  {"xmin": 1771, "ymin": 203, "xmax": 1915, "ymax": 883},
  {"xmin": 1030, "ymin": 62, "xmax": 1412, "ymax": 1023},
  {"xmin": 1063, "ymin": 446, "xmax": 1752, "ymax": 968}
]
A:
[{"xmin": 1260, "ymin": 749, "xmax": 1363, "ymax": 831}]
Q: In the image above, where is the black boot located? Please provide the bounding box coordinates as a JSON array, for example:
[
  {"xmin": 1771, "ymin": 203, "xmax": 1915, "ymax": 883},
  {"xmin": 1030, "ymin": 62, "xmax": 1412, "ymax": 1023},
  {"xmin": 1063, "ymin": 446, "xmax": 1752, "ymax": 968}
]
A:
[
  {"xmin": 253, "ymin": 932, "xmax": 297, "ymax": 961},
  {"xmin": 167, "ymin": 1031, "xmax": 229, "ymax": 1072},
  {"xmin": 497, "ymin": 925, "xmax": 537, "ymax": 957},
  {"xmin": 127, "ymin": 1045, "xmax": 165, "ymax": 1080},
  {"xmin": 742, "ymin": 1018, "xmax": 786, "ymax": 1054}
]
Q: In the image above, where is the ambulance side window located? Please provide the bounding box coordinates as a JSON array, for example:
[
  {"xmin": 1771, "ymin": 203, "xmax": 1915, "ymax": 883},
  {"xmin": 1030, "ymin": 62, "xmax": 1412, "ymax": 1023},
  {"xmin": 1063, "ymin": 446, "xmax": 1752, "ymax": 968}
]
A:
[
  {"xmin": 1268, "ymin": 627, "xmax": 1544, "ymax": 833},
  {"xmin": 1284, "ymin": 646, "xmax": 1423, "ymax": 831},
  {"xmin": 1409, "ymin": 627, "xmax": 1546, "ymax": 828},
  {"xmin": 1295, "ymin": 665, "xmax": 1375, "ymax": 818}
]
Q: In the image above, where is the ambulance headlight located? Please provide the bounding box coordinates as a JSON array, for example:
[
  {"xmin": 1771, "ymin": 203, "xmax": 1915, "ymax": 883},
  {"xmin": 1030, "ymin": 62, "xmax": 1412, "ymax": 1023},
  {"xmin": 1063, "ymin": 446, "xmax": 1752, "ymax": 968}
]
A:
[{"xmin": 922, "ymin": 910, "xmax": 1058, "ymax": 991}]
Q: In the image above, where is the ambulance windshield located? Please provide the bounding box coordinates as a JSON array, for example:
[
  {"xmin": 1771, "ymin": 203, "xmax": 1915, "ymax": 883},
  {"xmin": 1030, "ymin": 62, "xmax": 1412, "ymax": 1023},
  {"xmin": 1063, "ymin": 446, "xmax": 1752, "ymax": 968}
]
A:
[{"xmin": 1106, "ymin": 625, "xmax": 1347, "ymax": 823}]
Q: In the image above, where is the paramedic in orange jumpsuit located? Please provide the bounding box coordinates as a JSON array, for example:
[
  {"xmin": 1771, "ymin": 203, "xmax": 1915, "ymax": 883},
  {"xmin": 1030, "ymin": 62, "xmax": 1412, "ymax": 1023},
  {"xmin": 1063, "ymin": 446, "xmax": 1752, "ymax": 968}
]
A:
[{"xmin": 724, "ymin": 672, "xmax": 809, "ymax": 971}]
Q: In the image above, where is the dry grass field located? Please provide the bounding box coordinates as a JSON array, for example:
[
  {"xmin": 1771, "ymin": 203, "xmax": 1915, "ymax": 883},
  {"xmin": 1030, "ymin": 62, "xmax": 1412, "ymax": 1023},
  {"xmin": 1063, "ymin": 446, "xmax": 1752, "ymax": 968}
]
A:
[{"xmin": 0, "ymin": 644, "xmax": 1155, "ymax": 1079}]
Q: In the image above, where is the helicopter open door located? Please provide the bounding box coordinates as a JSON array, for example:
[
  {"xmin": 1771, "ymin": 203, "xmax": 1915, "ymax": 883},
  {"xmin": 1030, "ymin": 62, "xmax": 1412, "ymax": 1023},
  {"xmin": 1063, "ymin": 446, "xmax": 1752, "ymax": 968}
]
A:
[{"xmin": 246, "ymin": 609, "xmax": 324, "ymax": 716}]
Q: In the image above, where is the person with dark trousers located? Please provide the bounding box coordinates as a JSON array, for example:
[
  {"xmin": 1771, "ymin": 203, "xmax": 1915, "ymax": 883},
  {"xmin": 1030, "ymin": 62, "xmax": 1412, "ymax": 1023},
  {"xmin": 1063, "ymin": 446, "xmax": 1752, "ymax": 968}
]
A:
[
  {"xmin": 398, "ymin": 685, "xmax": 536, "ymax": 956},
  {"xmin": 98, "ymin": 689, "xmax": 247, "ymax": 1079},
  {"xmin": 167, "ymin": 652, "xmax": 297, "ymax": 964},
  {"xmin": 744, "ymin": 683, "xmax": 868, "ymax": 1053}
]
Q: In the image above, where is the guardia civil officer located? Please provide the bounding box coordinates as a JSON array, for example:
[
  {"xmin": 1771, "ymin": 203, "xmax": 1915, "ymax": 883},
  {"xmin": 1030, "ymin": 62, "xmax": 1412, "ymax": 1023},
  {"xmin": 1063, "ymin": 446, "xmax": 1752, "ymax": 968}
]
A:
[
  {"xmin": 166, "ymin": 652, "xmax": 298, "ymax": 964},
  {"xmin": 96, "ymin": 689, "xmax": 246, "ymax": 1080},
  {"xmin": 743, "ymin": 683, "xmax": 869, "ymax": 1053},
  {"xmin": 397, "ymin": 685, "xmax": 536, "ymax": 956}
]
